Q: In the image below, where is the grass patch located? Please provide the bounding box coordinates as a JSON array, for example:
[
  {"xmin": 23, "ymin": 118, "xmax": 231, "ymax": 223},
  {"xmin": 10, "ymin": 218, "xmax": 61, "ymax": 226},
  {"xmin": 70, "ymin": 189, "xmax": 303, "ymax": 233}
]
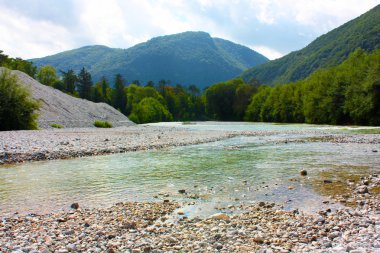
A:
[
  {"xmin": 93, "ymin": 120, "xmax": 113, "ymax": 128},
  {"xmin": 51, "ymin": 123, "xmax": 64, "ymax": 129}
]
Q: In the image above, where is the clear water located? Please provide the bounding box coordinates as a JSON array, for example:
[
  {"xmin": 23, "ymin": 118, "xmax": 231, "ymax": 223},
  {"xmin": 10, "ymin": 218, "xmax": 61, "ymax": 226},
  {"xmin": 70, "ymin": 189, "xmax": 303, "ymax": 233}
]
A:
[{"xmin": 0, "ymin": 122, "xmax": 379, "ymax": 217}]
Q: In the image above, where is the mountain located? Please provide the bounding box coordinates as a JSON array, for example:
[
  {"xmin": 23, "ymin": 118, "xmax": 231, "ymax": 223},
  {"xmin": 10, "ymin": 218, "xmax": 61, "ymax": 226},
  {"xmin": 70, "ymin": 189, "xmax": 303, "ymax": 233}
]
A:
[
  {"xmin": 241, "ymin": 4, "xmax": 380, "ymax": 85},
  {"xmin": 0, "ymin": 67, "xmax": 134, "ymax": 128},
  {"xmin": 31, "ymin": 31, "xmax": 268, "ymax": 88}
]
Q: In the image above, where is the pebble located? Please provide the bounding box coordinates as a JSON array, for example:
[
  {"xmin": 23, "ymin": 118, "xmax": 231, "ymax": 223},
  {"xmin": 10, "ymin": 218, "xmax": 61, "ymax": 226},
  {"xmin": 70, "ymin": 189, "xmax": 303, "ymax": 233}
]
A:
[{"xmin": 208, "ymin": 213, "xmax": 230, "ymax": 221}]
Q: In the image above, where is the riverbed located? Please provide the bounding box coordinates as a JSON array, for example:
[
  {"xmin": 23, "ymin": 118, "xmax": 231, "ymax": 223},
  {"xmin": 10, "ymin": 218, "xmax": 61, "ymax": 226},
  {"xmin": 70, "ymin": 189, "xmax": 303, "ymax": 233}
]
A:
[{"xmin": 1, "ymin": 122, "xmax": 379, "ymax": 217}]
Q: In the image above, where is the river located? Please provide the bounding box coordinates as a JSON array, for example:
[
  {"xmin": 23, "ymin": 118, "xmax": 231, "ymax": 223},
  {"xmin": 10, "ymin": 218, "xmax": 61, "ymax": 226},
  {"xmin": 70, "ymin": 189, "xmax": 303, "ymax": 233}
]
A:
[{"xmin": 0, "ymin": 122, "xmax": 379, "ymax": 217}]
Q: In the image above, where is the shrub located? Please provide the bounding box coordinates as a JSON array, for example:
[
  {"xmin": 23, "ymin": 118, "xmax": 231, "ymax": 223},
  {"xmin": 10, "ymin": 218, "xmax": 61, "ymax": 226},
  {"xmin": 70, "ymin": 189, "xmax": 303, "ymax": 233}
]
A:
[
  {"xmin": 0, "ymin": 69, "xmax": 40, "ymax": 130},
  {"xmin": 51, "ymin": 123, "xmax": 64, "ymax": 128},
  {"xmin": 93, "ymin": 120, "xmax": 113, "ymax": 128},
  {"xmin": 129, "ymin": 97, "xmax": 173, "ymax": 124}
]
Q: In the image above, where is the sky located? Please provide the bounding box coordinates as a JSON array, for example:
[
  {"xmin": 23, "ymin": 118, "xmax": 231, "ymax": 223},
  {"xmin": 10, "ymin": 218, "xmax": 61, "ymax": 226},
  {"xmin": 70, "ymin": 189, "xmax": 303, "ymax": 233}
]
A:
[{"xmin": 0, "ymin": 0, "xmax": 378, "ymax": 60}]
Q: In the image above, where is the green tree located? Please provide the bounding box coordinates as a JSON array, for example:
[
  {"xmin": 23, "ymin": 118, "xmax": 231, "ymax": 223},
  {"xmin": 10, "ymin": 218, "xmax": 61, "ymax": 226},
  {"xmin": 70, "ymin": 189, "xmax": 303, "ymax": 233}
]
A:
[
  {"xmin": 0, "ymin": 70, "xmax": 40, "ymax": 130},
  {"xmin": 205, "ymin": 78, "xmax": 247, "ymax": 120},
  {"xmin": 37, "ymin": 65, "xmax": 58, "ymax": 86},
  {"xmin": 125, "ymin": 84, "xmax": 166, "ymax": 114},
  {"xmin": 244, "ymin": 85, "xmax": 272, "ymax": 122},
  {"xmin": 77, "ymin": 67, "xmax": 93, "ymax": 100},
  {"xmin": 129, "ymin": 97, "xmax": 173, "ymax": 123},
  {"xmin": 61, "ymin": 69, "xmax": 77, "ymax": 94},
  {"xmin": 113, "ymin": 74, "xmax": 127, "ymax": 113}
]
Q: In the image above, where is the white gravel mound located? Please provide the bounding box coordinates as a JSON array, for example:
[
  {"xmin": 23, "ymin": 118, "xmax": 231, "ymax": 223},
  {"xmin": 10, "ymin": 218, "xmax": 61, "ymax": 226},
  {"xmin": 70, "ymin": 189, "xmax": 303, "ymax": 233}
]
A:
[{"xmin": 1, "ymin": 68, "xmax": 134, "ymax": 128}]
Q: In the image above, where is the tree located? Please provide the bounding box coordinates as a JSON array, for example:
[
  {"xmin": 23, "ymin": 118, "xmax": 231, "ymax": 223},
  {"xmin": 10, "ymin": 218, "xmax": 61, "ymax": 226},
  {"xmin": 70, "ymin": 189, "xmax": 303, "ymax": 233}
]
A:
[
  {"xmin": 77, "ymin": 67, "xmax": 93, "ymax": 100},
  {"xmin": 37, "ymin": 65, "xmax": 58, "ymax": 86},
  {"xmin": 146, "ymin": 80, "xmax": 155, "ymax": 87},
  {"xmin": 205, "ymin": 78, "xmax": 246, "ymax": 120},
  {"xmin": 0, "ymin": 70, "xmax": 40, "ymax": 130},
  {"xmin": 129, "ymin": 97, "xmax": 173, "ymax": 123},
  {"xmin": 61, "ymin": 69, "xmax": 77, "ymax": 94},
  {"xmin": 244, "ymin": 85, "xmax": 272, "ymax": 122},
  {"xmin": 113, "ymin": 74, "xmax": 127, "ymax": 113}
]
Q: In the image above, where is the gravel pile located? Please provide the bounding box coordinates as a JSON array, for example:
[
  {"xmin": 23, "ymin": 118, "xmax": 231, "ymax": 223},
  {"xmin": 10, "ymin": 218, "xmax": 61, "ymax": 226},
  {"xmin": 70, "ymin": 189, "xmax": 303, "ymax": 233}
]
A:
[{"xmin": 0, "ymin": 68, "xmax": 134, "ymax": 129}]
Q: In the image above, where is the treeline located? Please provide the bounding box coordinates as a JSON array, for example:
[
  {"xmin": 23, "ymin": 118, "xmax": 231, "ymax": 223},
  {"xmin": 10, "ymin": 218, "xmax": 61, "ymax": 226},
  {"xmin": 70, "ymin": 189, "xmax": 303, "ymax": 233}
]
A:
[
  {"xmin": 244, "ymin": 49, "xmax": 380, "ymax": 125},
  {"xmin": 1, "ymin": 48, "xmax": 379, "ymax": 127}
]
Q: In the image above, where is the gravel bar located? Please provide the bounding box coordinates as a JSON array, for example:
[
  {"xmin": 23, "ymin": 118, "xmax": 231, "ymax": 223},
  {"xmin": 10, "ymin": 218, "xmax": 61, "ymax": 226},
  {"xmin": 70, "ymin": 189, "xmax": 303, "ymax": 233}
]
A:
[{"xmin": 0, "ymin": 175, "xmax": 379, "ymax": 252}]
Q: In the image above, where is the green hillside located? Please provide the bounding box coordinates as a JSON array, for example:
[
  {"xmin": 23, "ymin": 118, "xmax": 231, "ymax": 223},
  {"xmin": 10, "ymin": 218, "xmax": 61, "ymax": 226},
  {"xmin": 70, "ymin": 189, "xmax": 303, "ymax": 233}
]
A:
[
  {"xmin": 241, "ymin": 4, "xmax": 380, "ymax": 85},
  {"xmin": 31, "ymin": 31, "xmax": 268, "ymax": 88}
]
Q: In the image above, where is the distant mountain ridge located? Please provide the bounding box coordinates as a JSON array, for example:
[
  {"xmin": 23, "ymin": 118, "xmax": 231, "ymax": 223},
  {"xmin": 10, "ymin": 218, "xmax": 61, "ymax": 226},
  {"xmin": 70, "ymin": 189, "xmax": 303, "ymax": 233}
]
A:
[
  {"xmin": 31, "ymin": 31, "xmax": 268, "ymax": 88},
  {"xmin": 241, "ymin": 4, "xmax": 380, "ymax": 85}
]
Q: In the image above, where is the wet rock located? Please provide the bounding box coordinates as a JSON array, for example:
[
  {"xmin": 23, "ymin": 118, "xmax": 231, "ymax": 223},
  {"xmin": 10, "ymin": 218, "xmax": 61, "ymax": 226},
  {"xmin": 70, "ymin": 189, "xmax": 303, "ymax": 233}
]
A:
[
  {"xmin": 355, "ymin": 186, "xmax": 369, "ymax": 194},
  {"xmin": 209, "ymin": 213, "xmax": 230, "ymax": 221},
  {"xmin": 323, "ymin": 180, "xmax": 333, "ymax": 184},
  {"xmin": 178, "ymin": 189, "xmax": 186, "ymax": 194},
  {"xmin": 300, "ymin": 170, "xmax": 308, "ymax": 176},
  {"xmin": 70, "ymin": 203, "xmax": 79, "ymax": 209}
]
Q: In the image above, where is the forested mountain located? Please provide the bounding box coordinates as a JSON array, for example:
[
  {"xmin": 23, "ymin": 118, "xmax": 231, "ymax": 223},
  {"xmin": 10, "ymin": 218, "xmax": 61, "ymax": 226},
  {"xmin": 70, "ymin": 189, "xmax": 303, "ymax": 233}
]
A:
[
  {"xmin": 31, "ymin": 31, "xmax": 268, "ymax": 88},
  {"xmin": 241, "ymin": 4, "xmax": 380, "ymax": 85}
]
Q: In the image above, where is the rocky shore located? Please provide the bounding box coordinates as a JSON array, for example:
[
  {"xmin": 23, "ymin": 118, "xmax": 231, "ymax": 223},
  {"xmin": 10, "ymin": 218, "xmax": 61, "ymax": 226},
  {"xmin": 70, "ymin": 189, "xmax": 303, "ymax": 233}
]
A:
[
  {"xmin": 0, "ymin": 125, "xmax": 243, "ymax": 164},
  {"xmin": 1, "ymin": 174, "xmax": 379, "ymax": 253},
  {"xmin": 1, "ymin": 125, "xmax": 379, "ymax": 165},
  {"xmin": 1, "ymin": 125, "xmax": 379, "ymax": 252}
]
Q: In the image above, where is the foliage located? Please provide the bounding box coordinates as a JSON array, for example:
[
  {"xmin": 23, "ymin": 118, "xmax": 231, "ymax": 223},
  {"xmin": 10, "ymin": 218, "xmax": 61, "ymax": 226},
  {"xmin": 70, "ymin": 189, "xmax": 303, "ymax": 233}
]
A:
[
  {"xmin": 129, "ymin": 97, "xmax": 173, "ymax": 124},
  {"xmin": 0, "ymin": 50, "xmax": 37, "ymax": 78},
  {"xmin": 113, "ymin": 74, "xmax": 127, "ymax": 113},
  {"xmin": 77, "ymin": 67, "xmax": 93, "ymax": 100},
  {"xmin": 0, "ymin": 70, "xmax": 40, "ymax": 130},
  {"xmin": 37, "ymin": 65, "xmax": 59, "ymax": 86},
  {"xmin": 51, "ymin": 123, "xmax": 64, "ymax": 128},
  {"xmin": 61, "ymin": 69, "xmax": 77, "ymax": 94},
  {"xmin": 30, "ymin": 32, "xmax": 268, "ymax": 89},
  {"xmin": 93, "ymin": 120, "xmax": 113, "ymax": 128},
  {"xmin": 205, "ymin": 78, "xmax": 255, "ymax": 121},
  {"xmin": 244, "ymin": 49, "xmax": 380, "ymax": 126},
  {"xmin": 242, "ymin": 5, "xmax": 380, "ymax": 85}
]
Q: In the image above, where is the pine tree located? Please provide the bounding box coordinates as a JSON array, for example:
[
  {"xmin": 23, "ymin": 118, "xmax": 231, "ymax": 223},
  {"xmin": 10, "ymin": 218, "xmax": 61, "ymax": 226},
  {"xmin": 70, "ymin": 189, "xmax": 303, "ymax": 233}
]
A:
[{"xmin": 77, "ymin": 67, "xmax": 93, "ymax": 100}]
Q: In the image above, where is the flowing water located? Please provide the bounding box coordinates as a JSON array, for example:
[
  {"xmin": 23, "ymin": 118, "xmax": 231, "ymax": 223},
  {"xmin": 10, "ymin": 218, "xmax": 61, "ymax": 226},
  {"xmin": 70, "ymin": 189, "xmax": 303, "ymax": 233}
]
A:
[{"xmin": 0, "ymin": 122, "xmax": 379, "ymax": 217}]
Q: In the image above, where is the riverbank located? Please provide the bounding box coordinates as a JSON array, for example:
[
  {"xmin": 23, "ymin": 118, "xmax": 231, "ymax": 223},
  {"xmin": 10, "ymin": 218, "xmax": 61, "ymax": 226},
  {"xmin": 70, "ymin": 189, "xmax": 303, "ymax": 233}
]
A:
[
  {"xmin": 1, "ymin": 124, "xmax": 379, "ymax": 165},
  {"xmin": 0, "ymin": 125, "xmax": 240, "ymax": 164},
  {"xmin": 1, "ymin": 124, "xmax": 379, "ymax": 252},
  {"xmin": 1, "ymin": 174, "xmax": 379, "ymax": 253}
]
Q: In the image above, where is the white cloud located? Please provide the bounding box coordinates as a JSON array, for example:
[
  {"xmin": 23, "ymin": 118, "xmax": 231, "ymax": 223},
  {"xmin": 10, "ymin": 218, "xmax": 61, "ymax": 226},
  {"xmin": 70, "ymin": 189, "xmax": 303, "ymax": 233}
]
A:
[
  {"xmin": 0, "ymin": 6, "xmax": 73, "ymax": 58},
  {"xmin": 251, "ymin": 45, "xmax": 284, "ymax": 60},
  {"xmin": 0, "ymin": 0, "xmax": 378, "ymax": 59}
]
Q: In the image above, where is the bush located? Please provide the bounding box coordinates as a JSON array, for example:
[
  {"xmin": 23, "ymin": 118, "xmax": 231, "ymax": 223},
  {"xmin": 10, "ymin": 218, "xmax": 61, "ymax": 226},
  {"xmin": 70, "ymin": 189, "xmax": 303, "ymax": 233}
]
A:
[
  {"xmin": 0, "ymin": 70, "xmax": 40, "ymax": 130},
  {"xmin": 93, "ymin": 120, "xmax": 113, "ymax": 128},
  {"xmin": 51, "ymin": 123, "xmax": 64, "ymax": 128},
  {"xmin": 129, "ymin": 97, "xmax": 173, "ymax": 124}
]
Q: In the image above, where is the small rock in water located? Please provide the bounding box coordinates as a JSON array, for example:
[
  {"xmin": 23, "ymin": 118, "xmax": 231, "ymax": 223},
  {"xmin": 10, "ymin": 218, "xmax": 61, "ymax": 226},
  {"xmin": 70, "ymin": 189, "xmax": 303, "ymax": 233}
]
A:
[
  {"xmin": 70, "ymin": 203, "xmax": 79, "ymax": 209},
  {"xmin": 178, "ymin": 189, "xmax": 186, "ymax": 194},
  {"xmin": 209, "ymin": 213, "xmax": 230, "ymax": 221},
  {"xmin": 300, "ymin": 170, "xmax": 308, "ymax": 176},
  {"xmin": 372, "ymin": 149, "xmax": 378, "ymax": 152},
  {"xmin": 323, "ymin": 180, "xmax": 333, "ymax": 184}
]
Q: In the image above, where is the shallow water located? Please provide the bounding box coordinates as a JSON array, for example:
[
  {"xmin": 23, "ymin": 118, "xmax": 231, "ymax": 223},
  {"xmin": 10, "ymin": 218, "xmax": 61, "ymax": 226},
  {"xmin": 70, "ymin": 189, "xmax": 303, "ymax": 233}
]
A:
[{"xmin": 0, "ymin": 122, "xmax": 379, "ymax": 217}]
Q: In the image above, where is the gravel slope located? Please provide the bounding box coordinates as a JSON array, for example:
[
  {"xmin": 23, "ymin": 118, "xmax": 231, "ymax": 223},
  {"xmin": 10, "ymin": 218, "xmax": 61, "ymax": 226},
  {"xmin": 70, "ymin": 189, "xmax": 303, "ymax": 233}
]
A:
[{"xmin": 1, "ymin": 67, "xmax": 134, "ymax": 129}]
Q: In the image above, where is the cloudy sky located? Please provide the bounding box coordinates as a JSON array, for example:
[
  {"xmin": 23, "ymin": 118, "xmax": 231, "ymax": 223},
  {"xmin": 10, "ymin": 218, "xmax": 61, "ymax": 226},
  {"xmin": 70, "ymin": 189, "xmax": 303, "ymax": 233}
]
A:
[{"xmin": 0, "ymin": 0, "xmax": 378, "ymax": 60}]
